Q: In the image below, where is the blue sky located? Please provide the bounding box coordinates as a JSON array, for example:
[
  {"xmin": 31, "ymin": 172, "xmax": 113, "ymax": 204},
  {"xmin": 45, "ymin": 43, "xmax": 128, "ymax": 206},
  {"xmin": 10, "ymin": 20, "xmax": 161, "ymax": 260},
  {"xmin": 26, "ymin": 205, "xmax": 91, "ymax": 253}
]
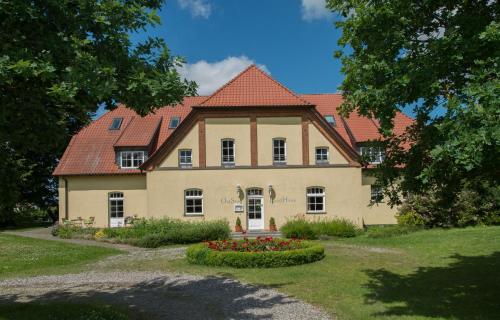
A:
[{"xmin": 131, "ymin": 0, "xmax": 344, "ymax": 95}]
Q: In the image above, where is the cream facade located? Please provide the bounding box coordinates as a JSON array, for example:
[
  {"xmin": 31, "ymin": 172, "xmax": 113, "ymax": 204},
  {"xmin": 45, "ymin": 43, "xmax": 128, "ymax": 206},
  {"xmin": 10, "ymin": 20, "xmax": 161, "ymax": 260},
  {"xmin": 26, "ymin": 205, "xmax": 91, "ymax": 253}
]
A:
[{"xmin": 58, "ymin": 113, "xmax": 397, "ymax": 229}]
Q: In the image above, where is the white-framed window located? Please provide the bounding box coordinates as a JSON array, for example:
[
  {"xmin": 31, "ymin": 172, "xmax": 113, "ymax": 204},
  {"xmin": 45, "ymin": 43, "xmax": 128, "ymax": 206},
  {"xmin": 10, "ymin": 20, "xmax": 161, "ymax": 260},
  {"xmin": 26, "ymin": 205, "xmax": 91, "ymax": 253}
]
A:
[
  {"xmin": 307, "ymin": 187, "xmax": 325, "ymax": 213},
  {"xmin": 324, "ymin": 115, "xmax": 336, "ymax": 127},
  {"xmin": 179, "ymin": 149, "xmax": 192, "ymax": 167},
  {"xmin": 221, "ymin": 139, "xmax": 235, "ymax": 166},
  {"xmin": 273, "ymin": 138, "xmax": 286, "ymax": 165},
  {"xmin": 315, "ymin": 147, "xmax": 329, "ymax": 164},
  {"xmin": 169, "ymin": 116, "xmax": 180, "ymax": 129},
  {"xmin": 359, "ymin": 146, "xmax": 385, "ymax": 164},
  {"xmin": 119, "ymin": 151, "xmax": 146, "ymax": 169},
  {"xmin": 185, "ymin": 189, "xmax": 203, "ymax": 215},
  {"xmin": 109, "ymin": 192, "xmax": 124, "ymax": 218},
  {"xmin": 371, "ymin": 185, "xmax": 384, "ymax": 202}
]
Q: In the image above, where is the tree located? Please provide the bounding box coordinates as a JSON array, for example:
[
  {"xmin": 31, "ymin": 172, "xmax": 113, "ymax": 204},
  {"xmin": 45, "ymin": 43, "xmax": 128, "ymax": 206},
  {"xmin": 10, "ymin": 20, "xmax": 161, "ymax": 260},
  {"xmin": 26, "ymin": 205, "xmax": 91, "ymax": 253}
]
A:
[
  {"xmin": 327, "ymin": 0, "xmax": 499, "ymax": 225},
  {"xmin": 0, "ymin": 0, "xmax": 196, "ymax": 225}
]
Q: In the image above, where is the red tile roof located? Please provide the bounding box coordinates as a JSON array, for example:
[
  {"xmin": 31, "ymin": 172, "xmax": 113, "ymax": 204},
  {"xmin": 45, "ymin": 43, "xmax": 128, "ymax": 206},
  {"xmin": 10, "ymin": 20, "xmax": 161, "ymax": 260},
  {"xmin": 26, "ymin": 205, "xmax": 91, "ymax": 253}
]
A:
[
  {"xmin": 197, "ymin": 65, "xmax": 312, "ymax": 107},
  {"xmin": 53, "ymin": 66, "xmax": 413, "ymax": 176},
  {"xmin": 114, "ymin": 114, "xmax": 162, "ymax": 147}
]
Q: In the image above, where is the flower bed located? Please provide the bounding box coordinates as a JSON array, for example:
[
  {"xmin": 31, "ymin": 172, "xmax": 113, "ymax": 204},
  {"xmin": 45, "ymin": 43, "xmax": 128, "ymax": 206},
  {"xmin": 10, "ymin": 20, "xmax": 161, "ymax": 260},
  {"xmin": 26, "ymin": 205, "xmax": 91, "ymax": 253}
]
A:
[{"xmin": 187, "ymin": 237, "xmax": 325, "ymax": 268}]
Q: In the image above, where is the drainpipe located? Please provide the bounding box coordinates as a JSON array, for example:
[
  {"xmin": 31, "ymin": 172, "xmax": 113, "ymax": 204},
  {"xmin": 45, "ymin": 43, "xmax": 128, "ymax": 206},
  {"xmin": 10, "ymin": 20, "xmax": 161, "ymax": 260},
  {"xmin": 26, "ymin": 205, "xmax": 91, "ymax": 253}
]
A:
[{"xmin": 63, "ymin": 177, "xmax": 69, "ymax": 220}]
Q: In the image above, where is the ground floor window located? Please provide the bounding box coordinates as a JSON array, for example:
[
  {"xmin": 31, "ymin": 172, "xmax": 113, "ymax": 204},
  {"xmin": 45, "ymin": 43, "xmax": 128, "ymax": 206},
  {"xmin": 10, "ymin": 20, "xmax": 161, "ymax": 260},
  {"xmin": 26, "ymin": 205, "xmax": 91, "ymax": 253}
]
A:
[
  {"xmin": 185, "ymin": 189, "xmax": 203, "ymax": 215},
  {"xmin": 307, "ymin": 187, "xmax": 325, "ymax": 213},
  {"xmin": 109, "ymin": 192, "xmax": 124, "ymax": 218},
  {"xmin": 371, "ymin": 185, "xmax": 384, "ymax": 202}
]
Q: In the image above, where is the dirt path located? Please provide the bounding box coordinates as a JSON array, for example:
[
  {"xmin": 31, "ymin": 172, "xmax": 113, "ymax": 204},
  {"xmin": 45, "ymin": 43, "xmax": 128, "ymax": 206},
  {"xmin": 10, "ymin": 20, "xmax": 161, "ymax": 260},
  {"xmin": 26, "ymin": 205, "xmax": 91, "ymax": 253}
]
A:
[
  {"xmin": 2, "ymin": 227, "xmax": 140, "ymax": 252},
  {"xmin": 0, "ymin": 272, "xmax": 333, "ymax": 320}
]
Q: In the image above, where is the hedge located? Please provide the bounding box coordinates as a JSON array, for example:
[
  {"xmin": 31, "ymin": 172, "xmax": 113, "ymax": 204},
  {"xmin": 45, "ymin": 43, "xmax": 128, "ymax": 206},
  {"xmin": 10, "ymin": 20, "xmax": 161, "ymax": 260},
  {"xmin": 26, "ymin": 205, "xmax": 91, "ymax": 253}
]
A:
[
  {"xmin": 187, "ymin": 241, "xmax": 325, "ymax": 268},
  {"xmin": 280, "ymin": 217, "xmax": 360, "ymax": 239},
  {"xmin": 53, "ymin": 218, "xmax": 231, "ymax": 248}
]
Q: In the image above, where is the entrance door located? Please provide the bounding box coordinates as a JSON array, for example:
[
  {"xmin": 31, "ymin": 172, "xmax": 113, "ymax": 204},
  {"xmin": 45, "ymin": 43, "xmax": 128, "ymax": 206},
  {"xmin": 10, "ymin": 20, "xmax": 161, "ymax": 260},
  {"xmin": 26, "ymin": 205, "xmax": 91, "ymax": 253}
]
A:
[
  {"xmin": 109, "ymin": 192, "xmax": 125, "ymax": 227},
  {"xmin": 247, "ymin": 188, "xmax": 264, "ymax": 230}
]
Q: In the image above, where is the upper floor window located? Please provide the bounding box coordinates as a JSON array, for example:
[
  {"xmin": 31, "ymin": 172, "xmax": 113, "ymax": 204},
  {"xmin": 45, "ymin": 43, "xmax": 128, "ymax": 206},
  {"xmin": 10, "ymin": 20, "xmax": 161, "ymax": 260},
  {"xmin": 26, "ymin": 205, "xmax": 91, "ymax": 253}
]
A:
[
  {"xmin": 359, "ymin": 146, "xmax": 385, "ymax": 164},
  {"xmin": 221, "ymin": 139, "xmax": 235, "ymax": 166},
  {"xmin": 179, "ymin": 149, "xmax": 192, "ymax": 168},
  {"xmin": 169, "ymin": 116, "xmax": 180, "ymax": 129},
  {"xmin": 371, "ymin": 185, "xmax": 383, "ymax": 202},
  {"xmin": 307, "ymin": 187, "xmax": 325, "ymax": 213},
  {"xmin": 324, "ymin": 115, "xmax": 336, "ymax": 127},
  {"xmin": 315, "ymin": 147, "xmax": 329, "ymax": 164},
  {"xmin": 273, "ymin": 138, "xmax": 286, "ymax": 165},
  {"xmin": 119, "ymin": 151, "xmax": 146, "ymax": 169},
  {"xmin": 109, "ymin": 117, "xmax": 123, "ymax": 130},
  {"xmin": 185, "ymin": 189, "xmax": 203, "ymax": 215}
]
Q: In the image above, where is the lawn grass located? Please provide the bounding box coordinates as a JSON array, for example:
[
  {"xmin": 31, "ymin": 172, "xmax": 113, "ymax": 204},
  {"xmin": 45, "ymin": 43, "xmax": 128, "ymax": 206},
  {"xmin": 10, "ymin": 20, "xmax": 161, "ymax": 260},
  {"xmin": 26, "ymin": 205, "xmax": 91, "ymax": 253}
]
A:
[
  {"xmin": 0, "ymin": 302, "xmax": 133, "ymax": 320},
  {"xmin": 0, "ymin": 234, "xmax": 121, "ymax": 279},
  {"xmin": 151, "ymin": 226, "xmax": 499, "ymax": 320}
]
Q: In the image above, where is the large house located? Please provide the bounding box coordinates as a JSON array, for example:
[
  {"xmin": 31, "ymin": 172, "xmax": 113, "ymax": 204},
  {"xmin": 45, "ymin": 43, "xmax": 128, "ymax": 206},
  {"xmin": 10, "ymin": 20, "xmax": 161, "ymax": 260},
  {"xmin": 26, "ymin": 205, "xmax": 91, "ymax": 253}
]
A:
[{"xmin": 53, "ymin": 65, "xmax": 412, "ymax": 229}]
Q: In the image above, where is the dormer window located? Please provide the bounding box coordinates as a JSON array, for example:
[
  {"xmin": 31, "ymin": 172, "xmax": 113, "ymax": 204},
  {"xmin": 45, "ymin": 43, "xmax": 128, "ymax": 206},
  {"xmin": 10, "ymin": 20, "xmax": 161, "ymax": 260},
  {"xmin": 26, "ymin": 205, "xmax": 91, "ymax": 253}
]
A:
[
  {"xmin": 324, "ymin": 115, "xmax": 336, "ymax": 127},
  {"xmin": 169, "ymin": 116, "xmax": 180, "ymax": 129},
  {"xmin": 359, "ymin": 146, "xmax": 385, "ymax": 164},
  {"xmin": 109, "ymin": 117, "xmax": 123, "ymax": 130},
  {"xmin": 119, "ymin": 151, "xmax": 146, "ymax": 169}
]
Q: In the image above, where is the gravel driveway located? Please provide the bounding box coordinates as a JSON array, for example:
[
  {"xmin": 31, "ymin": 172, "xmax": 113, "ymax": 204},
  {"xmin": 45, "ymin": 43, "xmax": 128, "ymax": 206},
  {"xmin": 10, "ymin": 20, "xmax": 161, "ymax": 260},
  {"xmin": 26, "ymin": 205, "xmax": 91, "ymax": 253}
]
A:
[{"xmin": 0, "ymin": 271, "xmax": 332, "ymax": 320}]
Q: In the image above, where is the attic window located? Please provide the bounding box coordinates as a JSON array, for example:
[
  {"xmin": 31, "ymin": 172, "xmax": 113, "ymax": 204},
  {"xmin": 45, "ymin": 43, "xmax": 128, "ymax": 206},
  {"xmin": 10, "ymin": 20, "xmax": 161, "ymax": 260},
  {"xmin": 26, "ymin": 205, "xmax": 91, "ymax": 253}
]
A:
[
  {"xmin": 109, "ymin": 117, "xmax": 123, "ymax": 130},
  {"xmin": 325, "ymin": 115, "xmax": 336, "ymax": 127},
  {"xmin": 169, "ymin": 116, "xmax": 180, "ymax": 129}
]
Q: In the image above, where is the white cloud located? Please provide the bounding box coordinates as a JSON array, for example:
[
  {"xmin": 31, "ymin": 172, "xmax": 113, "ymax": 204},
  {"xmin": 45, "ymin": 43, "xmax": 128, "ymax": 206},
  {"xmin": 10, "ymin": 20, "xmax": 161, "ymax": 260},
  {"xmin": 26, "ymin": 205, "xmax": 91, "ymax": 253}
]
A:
[
  {"xmin": 301, "ymin": 0, "xmax": 332, "ymax": 21},
  {"xmin": 177, "ymin": 56, "xmax": 270, "ymax": 95},
  {"xmin": 177, "ymin": 0, "xmax": 212, "ymax": 18}
]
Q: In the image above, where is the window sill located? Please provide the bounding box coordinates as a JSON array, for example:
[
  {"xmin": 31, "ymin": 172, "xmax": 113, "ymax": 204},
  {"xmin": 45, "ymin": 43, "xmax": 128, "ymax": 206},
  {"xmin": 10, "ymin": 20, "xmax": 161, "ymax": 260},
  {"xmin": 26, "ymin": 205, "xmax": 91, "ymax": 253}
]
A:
[
  {"xmin": 184, "ymin": 213, "xmax": 204, "ymax": 217},
  {"xmin": 221, "ymin": 162, "xmax": 235, "ymax": 168},
  {"xmin": 306, "ymin": 211, "xmax": 327, "ymax": 214},
  {"xmin": 179, "ymin": 164, "xmax": 193, "ymax": 169},
  {"xmin": 315, "ymin": 161, "xmax": 330, "ymax": 165},
  {"xmin": 273, "ymin": 162, "xmax": 287, "ymax": 166}
]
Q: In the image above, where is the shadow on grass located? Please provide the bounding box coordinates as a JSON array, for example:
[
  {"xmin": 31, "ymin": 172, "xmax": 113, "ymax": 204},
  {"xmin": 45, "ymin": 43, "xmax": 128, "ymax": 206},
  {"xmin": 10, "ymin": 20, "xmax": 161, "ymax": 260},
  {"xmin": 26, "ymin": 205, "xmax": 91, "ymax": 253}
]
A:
[
  {"xmin": 0, "ymin": 275, "xmax": 299, "ymax": 320},
  {"xmin": 363, "ymin": 252, "xmax": 500, "ymax": 319}
]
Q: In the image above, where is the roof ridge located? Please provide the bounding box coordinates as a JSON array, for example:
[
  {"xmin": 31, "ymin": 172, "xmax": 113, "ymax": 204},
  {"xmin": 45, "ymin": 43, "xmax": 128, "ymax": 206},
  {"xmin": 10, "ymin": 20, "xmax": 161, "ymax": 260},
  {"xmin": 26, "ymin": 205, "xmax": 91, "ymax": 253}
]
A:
[
  {"xmin": 197, "ymin": 64, "xmax": 256, "ymax": 106},
  {"xmin": 198, "ymin": 64, "xmax": 313, "ymax": 107},
  {"xmin": 249, "ymin": 66, "xmax": 313, "ymax": 106}
]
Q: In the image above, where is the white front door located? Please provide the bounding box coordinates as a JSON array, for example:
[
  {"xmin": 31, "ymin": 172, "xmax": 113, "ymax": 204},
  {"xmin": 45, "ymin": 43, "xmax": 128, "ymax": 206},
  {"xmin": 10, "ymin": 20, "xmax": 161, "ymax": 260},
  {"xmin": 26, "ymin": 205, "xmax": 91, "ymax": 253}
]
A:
[{"xmin": 247, "ymin": 196, "xmax": 264, "ymax": 230}]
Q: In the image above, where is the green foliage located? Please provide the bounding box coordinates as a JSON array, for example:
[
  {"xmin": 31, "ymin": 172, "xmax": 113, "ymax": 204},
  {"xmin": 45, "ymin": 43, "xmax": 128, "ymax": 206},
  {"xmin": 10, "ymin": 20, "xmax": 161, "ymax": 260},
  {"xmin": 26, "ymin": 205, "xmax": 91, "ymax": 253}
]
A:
[
  {"xmin": 57, "ymin": 225, "xmax": 98, "ymax": 240},
  {"xmin": 269, "ymin": 217, "xmax": 276, "ymax": 226},
  {"xmin": 187, "ymin": 241, "xmax": 325, "ymax": 268},
  {"xmin": 56, "ymin": 218, "xmax": 231, "ymax": 248},
  {"xmin": 281, "ymin": 217, "xmax": 360, "ymax": 239},
  {"xmin": 398, "ymin": 187, "xmax": 500, "ymax": 228},
  {"xmin": 365, "ymin": 225, "xmax": 422, "ymax": 238},
  {"xmin": 235, "ymin": 217, "xmax": 242, "ymax": 227},
  {"xmin": 0, "ymin": 0, "xmax": 196, "ymax": 225},
  {"xmin": 280, "ymin": 219, "xmax": 317, "ymax": 239},
  {"xmin": 396, "ymin": 210, "xmax": 426, "ymax": 227},
  {"xmin": 327, "ymin": 0, "xmax": 499, "ymax": 221}
]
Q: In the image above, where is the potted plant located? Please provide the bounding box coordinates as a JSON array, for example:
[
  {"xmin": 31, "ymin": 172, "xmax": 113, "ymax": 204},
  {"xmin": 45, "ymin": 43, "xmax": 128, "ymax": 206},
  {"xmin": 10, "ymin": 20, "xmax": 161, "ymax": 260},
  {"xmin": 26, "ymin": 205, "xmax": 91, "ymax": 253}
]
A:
[
  {"xmin": 269, "ymin": 217, "xmax": 277, "ymax": 231},
  {"xmin": 235, "ymin": 217, "xmax": 243, "ymax": 232}
]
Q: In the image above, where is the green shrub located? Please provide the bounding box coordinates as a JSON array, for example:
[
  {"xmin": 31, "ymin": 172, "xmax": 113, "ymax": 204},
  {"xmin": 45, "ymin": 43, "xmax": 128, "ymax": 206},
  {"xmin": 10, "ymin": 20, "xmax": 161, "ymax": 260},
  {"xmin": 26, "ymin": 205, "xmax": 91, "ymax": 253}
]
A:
[
  {"xmin": 365, "ymin": 225, "xmax": 421, "ymax": 238},
  {"xmin": 187, "ymin": 240, "xmax": 325, "ymax": 268},
  {"xmin": 56, "ymin": 225, "xmax": 98, "ymax": 239},
  {"xmin": 280, "ymin": 219, "xmax": 317, "ymax": 239},
  {"xmin": 99, "ymin": 218, "xmax": 230, "ymax": 248},
  {"xmin": 397, "ymin": 210, "xmax": 425, "ymax": 227},
  {"xmin": 281, "ymin": 217, "xmax": 359, "ymax": 239}
]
